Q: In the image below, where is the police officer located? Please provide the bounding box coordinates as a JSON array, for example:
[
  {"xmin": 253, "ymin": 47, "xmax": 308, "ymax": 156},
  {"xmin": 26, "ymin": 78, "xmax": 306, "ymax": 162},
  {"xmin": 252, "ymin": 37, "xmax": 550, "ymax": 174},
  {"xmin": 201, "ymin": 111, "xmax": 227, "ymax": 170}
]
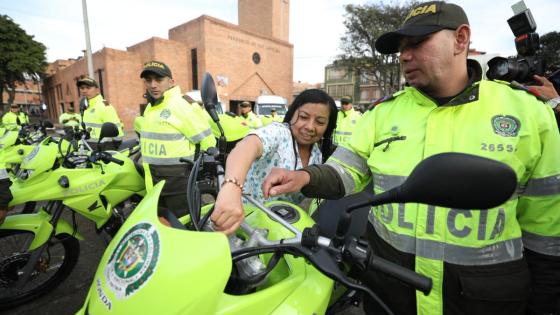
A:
[
  {"xmin": 2, "ymin": 104, "xmax": 29, "ymax": 129},
  {"xmin": 333, "ymin": 96, "xmax": 361, "ymax": 146},
  {"xmin": 239, "ymin": 101, "xmax": 263, "ymax": 129},
  {"xmin": 219, "ymin": 2, "xmax": 560, "ymax": 315},
  {"xmin": 58, "ymin": 105, "xmax": 81, "ymax": 132},
  {"xmin": 140, "ymin": 60, "xmax": 215, "ymax": 217},
  {"xmin": 77, "ymin": 76, "xmax": 124, "ymax": 150}
]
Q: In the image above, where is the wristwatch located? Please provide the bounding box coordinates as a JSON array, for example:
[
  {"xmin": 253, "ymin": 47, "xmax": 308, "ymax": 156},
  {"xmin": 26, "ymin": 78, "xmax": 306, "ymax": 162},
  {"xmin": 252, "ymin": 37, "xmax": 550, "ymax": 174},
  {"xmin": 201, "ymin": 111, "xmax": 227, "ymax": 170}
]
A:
[{"xmin": 548, "ymin": 97, "xmax": 560, "ymax": 111}]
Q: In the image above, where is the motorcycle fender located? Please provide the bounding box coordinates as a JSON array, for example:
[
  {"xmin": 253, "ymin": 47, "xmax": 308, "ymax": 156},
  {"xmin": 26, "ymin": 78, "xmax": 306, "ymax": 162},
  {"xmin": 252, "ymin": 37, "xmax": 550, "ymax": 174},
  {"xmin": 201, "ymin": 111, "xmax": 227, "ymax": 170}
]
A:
[{"xmin": 1, "ymin": 213, "xmax": 84, "ymax": 250}]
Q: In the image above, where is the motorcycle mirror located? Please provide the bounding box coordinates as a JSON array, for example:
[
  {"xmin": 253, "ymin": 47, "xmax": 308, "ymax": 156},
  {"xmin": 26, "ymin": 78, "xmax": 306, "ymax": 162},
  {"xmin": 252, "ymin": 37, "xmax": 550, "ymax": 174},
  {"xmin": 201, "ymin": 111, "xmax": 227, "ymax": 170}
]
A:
[
  {"xmin": 369, "ymin": 153, "xmax": 517, "ymax": 210},
  {"xmin": 99, "ymin": 122, "xmax": 119, "ymax": 143},
  {"xmin": 201, "ymin": 72, "xmax": 220, "ymax": 123},
  {"xmin": 79, "ymin": 97, "xmax": 88, "ymax": 112}
]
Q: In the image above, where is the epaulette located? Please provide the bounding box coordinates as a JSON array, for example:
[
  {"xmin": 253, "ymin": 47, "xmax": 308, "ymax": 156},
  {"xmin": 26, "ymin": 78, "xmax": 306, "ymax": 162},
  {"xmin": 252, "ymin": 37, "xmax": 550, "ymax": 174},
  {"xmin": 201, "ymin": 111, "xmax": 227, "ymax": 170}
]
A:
[
  {"xmin": 495, "ymin": 80, "xmax": 548, "ymax": 102},
  {"xmin": 103, "ymin": 100, "xmax": 110, "ymax": 106},
  {"xmin": 367, "ymin": 91, "xmax": 402, "ymax": 111},
  {"xmin": 225, "ymin": 112, "xmax": 237, "ymax": 117},
  {"xmin": 182, "ymin": 94, "xmax": 197, "ymax": 104},
  {"xmin": 264, "ymin": 115, "xmax": 270, "ymax": 118}
]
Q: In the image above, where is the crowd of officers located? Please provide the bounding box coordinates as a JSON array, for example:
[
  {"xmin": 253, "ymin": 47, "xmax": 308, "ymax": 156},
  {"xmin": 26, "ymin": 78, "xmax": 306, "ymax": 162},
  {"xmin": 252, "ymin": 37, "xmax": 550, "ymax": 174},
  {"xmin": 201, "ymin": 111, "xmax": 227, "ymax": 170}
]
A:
[{"xmin": 1, "ymin": 1, "xmax": 560, "ymax": 314}]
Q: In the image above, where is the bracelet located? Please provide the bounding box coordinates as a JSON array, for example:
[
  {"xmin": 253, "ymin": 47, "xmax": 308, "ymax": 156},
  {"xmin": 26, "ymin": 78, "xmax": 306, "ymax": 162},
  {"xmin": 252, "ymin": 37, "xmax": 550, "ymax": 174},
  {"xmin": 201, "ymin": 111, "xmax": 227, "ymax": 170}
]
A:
[{"xmin": 221, "ymin": 177, "xmax": 244, "ymax": 191}]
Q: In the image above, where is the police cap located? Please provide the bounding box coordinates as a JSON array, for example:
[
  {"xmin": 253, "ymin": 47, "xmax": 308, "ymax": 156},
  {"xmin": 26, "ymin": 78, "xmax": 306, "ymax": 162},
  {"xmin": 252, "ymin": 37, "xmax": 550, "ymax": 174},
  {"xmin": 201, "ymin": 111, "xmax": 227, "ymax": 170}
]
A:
[
  {"xmin": 140, "ymin": 60, "xmax": 173, "ymax": 79},
  {"xmin": 375, "ymin": 1, "xmax": 469, "ymax": 54}
]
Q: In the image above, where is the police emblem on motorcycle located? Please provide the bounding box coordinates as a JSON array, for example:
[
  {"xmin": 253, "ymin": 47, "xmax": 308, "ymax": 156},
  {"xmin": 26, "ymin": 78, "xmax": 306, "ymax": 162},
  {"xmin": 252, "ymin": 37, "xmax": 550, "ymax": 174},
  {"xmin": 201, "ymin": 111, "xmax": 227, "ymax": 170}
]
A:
[
  {"xmin": 104, "ymin": 222, "xmax": 160, "ymax": 299},
  {"xmin": 491, "ymin": 115, "xmax": 520, "ymax": 137},
  {"xmin": 160, "ymin": 109, "xmax": 171, "ymax": 119}
]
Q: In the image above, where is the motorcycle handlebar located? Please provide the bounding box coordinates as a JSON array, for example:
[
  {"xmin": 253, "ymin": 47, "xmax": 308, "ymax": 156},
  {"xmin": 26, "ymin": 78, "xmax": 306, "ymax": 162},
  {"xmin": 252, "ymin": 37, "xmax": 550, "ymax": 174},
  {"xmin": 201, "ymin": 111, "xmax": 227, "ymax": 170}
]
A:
[
  {"xmin": 368, "ymin": 254, "xmax": 432, "ymax": 295},
  {"xmin": 105, "ymin": 155, "xmax": 124, "ymax": 166}
]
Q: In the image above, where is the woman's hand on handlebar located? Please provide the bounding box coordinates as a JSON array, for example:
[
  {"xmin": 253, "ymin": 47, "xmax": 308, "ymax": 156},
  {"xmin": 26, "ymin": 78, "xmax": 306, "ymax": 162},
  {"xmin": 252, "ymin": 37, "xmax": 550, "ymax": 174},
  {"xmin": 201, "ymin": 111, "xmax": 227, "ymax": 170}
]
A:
[{"xmin": 211, "ymin": 183, "xmax": 244, "ymax": 235}]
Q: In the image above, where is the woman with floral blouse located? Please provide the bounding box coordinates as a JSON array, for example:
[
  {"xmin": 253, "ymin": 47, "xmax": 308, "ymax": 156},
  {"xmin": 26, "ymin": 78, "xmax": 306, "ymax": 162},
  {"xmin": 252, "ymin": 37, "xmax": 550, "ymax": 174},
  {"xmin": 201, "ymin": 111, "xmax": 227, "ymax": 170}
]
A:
[{"xmin": 211, "ymin": 89, "xmax": 338, "ymax": 234}]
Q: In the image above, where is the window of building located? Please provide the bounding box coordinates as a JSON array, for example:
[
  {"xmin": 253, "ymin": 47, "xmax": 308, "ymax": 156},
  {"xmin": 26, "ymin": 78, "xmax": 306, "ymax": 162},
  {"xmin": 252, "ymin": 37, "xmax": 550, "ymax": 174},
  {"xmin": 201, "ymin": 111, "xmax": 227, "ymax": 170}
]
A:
[
  {"xmin": 327, "ymin": 68, "xmax": 349, "ymax": 81},
  {"xmin": 97, "ymin": 69, "xmax": 104, "ymax": 95},
  {"xmin": 191, "ymin": 48, "xmax": 198, "ymax": 90}
]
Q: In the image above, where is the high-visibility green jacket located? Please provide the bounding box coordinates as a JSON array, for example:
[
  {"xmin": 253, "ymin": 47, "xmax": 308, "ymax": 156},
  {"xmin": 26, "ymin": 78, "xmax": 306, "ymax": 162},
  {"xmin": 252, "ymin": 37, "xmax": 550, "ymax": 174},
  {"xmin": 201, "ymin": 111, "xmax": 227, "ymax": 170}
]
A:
[
  {"xmin": 59, "ymin": 112, "xmax": 81, "ymax": 127},
  {"xmin": 140, "ymin": 86, "xmax": 216, "ymax": 166},
  {"xmin": 241, "ymin": 111, "xmax": 263, "ymax": 129},
  {"xmin": 82, "ymin": 94, "xmax": 124, "ymax": 142},
  {"xmin": 1, "ymin": 111, "xmax": 29, "ymax": 129},
  {"xmin": 326, "ymin": 79, "xmax": 560, "ymax": 315},
  {"xmin": 261, "ymin": 114, "xmax": 283, "ymax": 126},
  {"xmin": 333, "ymin": 107, "xmax": 361, "ymax": 146},
  {"xmin": 203, "ymin": 111, "xmax": 249, "ymax": 142}
]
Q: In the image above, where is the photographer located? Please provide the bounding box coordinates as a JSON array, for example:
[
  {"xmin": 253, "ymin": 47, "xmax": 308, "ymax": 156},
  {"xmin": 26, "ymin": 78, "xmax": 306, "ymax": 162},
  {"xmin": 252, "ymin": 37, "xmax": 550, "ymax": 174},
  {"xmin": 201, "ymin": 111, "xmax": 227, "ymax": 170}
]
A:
[{"xmin": 528, "ymin": 74, "xmax": 560, "ymax": 110}]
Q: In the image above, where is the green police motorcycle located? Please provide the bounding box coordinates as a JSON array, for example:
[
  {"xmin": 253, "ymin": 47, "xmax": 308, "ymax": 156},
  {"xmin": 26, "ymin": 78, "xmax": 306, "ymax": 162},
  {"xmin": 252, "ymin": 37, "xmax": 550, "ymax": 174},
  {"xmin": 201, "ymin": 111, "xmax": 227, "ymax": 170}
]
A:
[
  {"xmin": 0, "ymin": 122, "xmax": 146, "ymax": 310},
  {"xmin": 77, "ymin": 74, "xmax": 517, "ymax": 315},
  {"xmin": 0, "ymin": 121, "xmax": 53, "ymax": 175}
]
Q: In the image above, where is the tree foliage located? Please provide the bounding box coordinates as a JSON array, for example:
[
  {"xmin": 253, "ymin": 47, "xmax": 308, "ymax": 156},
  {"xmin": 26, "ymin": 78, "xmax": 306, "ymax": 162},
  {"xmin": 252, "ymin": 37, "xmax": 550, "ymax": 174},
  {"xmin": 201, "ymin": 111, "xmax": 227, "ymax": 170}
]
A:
[
  {"xmin": 540, "ymin": 31, "xmax": 560, "ymax": 73},
  {"xmin": 0, "ymin": 15, "xmax": 47, "ymax": 106},
  {"xmin": 338, "ymin": 1, "xmax": 417, "ymax": 96}
]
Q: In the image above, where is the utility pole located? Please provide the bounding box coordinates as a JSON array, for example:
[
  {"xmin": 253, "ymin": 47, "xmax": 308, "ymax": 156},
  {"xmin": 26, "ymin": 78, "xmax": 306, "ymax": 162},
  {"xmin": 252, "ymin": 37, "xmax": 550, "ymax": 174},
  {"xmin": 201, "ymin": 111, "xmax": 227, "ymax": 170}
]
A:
[{"xmin": 82, "ymin": 0, "xmax": 94, "ymax": 78}]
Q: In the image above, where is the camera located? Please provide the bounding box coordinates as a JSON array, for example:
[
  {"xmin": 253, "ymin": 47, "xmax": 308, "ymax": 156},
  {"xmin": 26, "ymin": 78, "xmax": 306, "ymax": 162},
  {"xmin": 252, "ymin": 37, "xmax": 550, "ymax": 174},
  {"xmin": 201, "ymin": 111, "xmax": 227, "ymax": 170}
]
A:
[{"xmin": 486, "ymin": 2, "xmax": 544, "ymax": 83}]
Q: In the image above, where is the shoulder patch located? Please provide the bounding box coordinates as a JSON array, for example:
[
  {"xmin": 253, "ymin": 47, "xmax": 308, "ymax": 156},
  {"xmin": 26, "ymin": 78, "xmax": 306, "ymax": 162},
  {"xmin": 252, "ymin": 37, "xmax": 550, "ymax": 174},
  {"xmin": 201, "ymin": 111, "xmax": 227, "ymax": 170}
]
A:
[
  {"xmin": 182, "ymin": 95, "xmax": 197, "ymax": 104},
  {"xmin": 367, "ymin": 92, "xmax": 400, "ymax": 111},
  {"xmin": 494, "ymin": 80, "xmax": 548, "ymax": 102}
]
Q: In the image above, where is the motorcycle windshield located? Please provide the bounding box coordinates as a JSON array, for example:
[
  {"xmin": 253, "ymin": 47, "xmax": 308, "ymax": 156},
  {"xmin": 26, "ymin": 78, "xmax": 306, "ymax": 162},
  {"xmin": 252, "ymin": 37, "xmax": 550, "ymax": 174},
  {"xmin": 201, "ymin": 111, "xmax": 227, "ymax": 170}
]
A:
[{"xmin": 83, "ymin": 182, "xmax": 232, "ymax": 314}]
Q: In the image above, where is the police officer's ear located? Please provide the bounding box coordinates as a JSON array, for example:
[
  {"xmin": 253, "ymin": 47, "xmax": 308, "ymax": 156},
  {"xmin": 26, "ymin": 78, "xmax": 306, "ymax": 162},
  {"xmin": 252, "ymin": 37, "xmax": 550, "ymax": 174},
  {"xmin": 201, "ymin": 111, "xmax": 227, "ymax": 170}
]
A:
[{"xmin": 453, "ymin": 24, "xmax": 470, "ymax": 56}]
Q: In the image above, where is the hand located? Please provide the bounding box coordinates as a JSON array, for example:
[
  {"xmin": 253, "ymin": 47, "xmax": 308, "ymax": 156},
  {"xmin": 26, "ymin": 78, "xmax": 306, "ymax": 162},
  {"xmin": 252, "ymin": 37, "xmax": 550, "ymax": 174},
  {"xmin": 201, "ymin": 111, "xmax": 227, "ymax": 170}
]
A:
[
  {"xmin": 0, "ymin": 209, "xmax": 8, "ymax": 225},
  {"xmin": 210, "ymin": 184, "xmax": 245, "ymax": 235},
  {"xmin": 530, "ymin": 75, "xmax": 560, "ymax": 100},
  {"xmin": 262, "ymin": 168, "xmax": 310, "ymax": 199}
]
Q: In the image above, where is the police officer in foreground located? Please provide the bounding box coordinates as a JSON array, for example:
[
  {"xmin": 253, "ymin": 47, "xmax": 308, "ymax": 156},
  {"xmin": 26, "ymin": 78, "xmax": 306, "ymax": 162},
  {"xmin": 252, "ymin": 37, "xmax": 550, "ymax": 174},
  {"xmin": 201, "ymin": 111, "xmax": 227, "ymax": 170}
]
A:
[
  {"xmin": 216, "ymin": 2, "xmax": 560, "ymax": 315},
  {"xmin": 333, "ymin": 96, "xmax": 361, "ymax": 146},
  {"xmin": 140, "ymin": 61, "xmax": 215, "ymax": 217},
  {"xmin": 77, "ymin": 76, "xmax": 124, "ymax": 150},
  {"xmin": 2, "ymin": 104, "xmax": 29, "ymax": 129}
]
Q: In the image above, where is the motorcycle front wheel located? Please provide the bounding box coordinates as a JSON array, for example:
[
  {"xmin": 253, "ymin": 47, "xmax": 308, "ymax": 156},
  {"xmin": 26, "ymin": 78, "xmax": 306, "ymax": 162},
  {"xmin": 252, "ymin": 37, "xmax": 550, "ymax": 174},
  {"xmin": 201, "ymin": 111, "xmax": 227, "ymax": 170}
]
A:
[{"xmin": 0, "ymin": 230, "xmax": 80, "ymax": 310}]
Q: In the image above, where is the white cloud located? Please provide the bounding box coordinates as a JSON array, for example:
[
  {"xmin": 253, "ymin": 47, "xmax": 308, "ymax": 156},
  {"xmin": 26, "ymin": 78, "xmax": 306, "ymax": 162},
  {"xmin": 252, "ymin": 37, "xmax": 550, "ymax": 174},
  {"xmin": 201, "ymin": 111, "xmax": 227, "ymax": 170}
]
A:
[{"xmin": 2, "ymin": 0, "xmax": 559, "ymax": 84}]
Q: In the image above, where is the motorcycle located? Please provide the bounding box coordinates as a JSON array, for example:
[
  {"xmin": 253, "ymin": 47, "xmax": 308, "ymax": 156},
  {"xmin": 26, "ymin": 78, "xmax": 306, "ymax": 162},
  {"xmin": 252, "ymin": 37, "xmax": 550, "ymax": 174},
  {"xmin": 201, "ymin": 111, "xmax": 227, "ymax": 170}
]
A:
[
  {"xmin": 0, "ymin": 121, "xmax": 54, "ymax": 175},
  {"xmin": 0, "ymin": 122, "xmax": 146, "ymax": 310},
  {"xmin": 76, "ymin": 73, "xmax": 517, "ymax": 315}
]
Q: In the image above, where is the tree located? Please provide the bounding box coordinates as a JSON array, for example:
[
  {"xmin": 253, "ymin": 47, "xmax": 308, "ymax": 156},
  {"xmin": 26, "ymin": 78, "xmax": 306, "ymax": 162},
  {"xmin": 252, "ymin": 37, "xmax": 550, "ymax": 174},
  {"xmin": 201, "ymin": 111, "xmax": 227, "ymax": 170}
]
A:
[
  {"xmin": 540, "ymin": 31, "xmax": 560, "ymax": 73},
  {"xmin": 337, "ymin": 1, "xmax": 417, "ymax": 96},
  {"xmin": 0, "ymin": 15, "xmax": 47, "ymax": 106}
]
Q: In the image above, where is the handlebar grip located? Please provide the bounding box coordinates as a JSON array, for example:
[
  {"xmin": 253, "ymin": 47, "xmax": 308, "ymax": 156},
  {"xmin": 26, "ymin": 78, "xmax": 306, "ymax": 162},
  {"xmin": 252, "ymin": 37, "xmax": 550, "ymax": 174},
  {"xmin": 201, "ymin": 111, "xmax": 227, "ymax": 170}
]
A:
[
  {"xmin": 107, "ymin": 155, "xmax": 124, "ymax": 166},
  {"xmin": 368, "ymin": 255, "xmax": 432, "ymax": 295}
]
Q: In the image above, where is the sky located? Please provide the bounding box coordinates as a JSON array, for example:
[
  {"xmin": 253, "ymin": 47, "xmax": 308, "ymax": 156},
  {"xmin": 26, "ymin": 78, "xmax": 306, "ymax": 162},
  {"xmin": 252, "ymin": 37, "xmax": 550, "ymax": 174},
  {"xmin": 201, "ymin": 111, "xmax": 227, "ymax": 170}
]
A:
[{"xmin": 1, "ymin": 0, "xmax": 559, "ymax": 84}]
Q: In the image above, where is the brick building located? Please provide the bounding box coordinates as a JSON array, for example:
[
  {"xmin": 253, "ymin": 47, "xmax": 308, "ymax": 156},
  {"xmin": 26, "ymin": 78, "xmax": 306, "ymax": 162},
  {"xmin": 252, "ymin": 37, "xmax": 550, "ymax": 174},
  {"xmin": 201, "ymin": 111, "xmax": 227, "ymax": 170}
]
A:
[
  {"xmin": 43, "ymin": 0, "xmax": 293, "ymax": 130},
  {"xmin": 1, "ymin": 76, "xmax": 44, "ymax": 117}
]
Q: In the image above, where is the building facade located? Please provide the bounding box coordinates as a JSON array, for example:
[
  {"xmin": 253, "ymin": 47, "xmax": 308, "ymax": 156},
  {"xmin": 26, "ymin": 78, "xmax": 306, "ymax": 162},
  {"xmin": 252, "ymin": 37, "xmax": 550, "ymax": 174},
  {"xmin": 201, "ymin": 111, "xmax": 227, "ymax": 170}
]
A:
[
  {"xmin": 324, "ymin": 64, "xmax": 383, "ymax": 111},
  {"xmin": 43, "ymin": 0, "xmax": 293, "ymax": 130}
]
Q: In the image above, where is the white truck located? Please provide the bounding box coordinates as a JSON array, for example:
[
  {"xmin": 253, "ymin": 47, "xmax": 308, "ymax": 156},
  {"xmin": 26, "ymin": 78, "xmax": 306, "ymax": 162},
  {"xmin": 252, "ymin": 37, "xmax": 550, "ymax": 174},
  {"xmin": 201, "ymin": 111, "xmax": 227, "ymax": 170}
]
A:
[{"xmin": 254, "ymin": 95, "xmax": 288, "ymax": 116}]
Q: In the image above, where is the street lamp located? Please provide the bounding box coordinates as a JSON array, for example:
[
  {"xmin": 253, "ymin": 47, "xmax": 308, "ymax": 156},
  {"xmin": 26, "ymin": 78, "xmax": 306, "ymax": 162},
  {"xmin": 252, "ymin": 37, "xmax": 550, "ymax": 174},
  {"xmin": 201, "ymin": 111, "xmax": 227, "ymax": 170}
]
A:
[{"xmin": 82, "ymin": 0, "xmax": 94, "ymax": 78}]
